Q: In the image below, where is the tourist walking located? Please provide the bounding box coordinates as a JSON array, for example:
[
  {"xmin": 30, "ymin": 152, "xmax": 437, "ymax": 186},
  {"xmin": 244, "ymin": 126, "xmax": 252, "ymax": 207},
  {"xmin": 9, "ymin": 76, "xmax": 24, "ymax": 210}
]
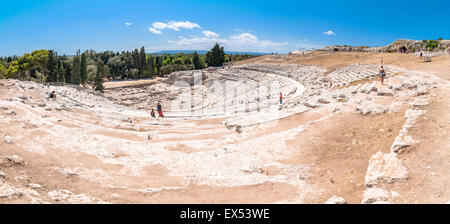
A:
[
  {"xmin": 157, "ymin": 102, "xmax": 164, "ymax": 117},
  {"xmin": 279, "ymin": 92, "xmax": 283, "ymax": 104},
  {"xmin": 379, "ymin": 66, "xmax": 387, "ymax": 85}
]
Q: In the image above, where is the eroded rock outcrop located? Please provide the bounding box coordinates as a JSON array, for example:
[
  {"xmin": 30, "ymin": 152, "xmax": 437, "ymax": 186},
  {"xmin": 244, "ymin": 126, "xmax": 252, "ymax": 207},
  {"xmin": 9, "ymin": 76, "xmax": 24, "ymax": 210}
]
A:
[
  {"xmin": 390, "ymin": 109, "xmax": 426, "ymax": 153},
  {"xmin": 325, "ymin": 196, "xmax": 347, "ymax": 204},
  {"xmin": 0, "ymin": 183, "xmax": 23, "ymax": 199},
  {"xmin": 365, "ymin": 152, "xmax": 408, "ymax": 187},
  {"xmin": 362, "ymin": 188, "xmax": 391, "ymax": 204},
  {"xmin": 3, "ymin": 155, "xmax": 24, "ymax": 166},
  {"xmin": 164, "ymin": 71, "xmax": 207, "ymax": 86}
]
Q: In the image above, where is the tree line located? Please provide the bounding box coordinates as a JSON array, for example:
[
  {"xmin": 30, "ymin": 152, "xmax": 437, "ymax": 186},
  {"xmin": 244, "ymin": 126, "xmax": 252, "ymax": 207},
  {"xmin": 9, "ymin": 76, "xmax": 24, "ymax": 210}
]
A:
[{"xmin": 0, "ymin": 43, "xmax": 257, "ymax": 92}]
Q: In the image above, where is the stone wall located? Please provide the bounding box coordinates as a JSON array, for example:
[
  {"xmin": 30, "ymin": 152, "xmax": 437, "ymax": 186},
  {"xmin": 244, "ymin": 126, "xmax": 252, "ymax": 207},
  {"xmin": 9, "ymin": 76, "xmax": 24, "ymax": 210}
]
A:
[
  {"xmin": 314, "ymin": 39, "xmax": 449, "ymax": 54},
  {"xmin": 164, "ymin": 70, "xmax": 208, "ymax": 86}
]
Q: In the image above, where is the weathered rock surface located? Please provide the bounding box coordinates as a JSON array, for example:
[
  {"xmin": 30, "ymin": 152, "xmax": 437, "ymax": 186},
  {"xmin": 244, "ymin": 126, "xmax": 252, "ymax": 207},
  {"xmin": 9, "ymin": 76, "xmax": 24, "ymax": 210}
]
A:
[
  {"xmin": 371, "ymin": 200, "xmax": 391, "ymax": 204},
  {"xmin": 415, "ymin": 86, "xmax": 429, "ymax": 96},
  {"xmin": 48, "ymin": 189, "xmax": 73, "ymax": 202},
  {"xmin": 53, "ymin": 167, "xmax": 79, "ymax": 177},
  {"xmin": 0, "ymin": 183, "xmax": 23, "ymax": 198},
  {"xmin": 164, "ymin": 71, "xmax": 207, "ymax": 86},
  {"xmin": 365, "ymin": 152, "xmax": 408, "ymax": 187},
  {"xmin": 317, "ymin": 98, "xmax": 330, "ymax": 104},
  {"xmin": 6, "ymin": 111, "xmax": 16, "ymax": 116},
  {"xmin": 391, "ymin": 134, "xmax": 416, "ymax": 153},
  {"xmin": 377, "ymin": 88, "xmax": 394, "ymax": 96},
  {"xmin": 324, "ymin": 196, "xmax": 347, "ymax": 204},
  {"xmin": 48, "ymin": 189, "xmax": 105, "ymax": 204},
  {"xmin": 355, "ymin": 103, "xmax": 386, "ymax": 115},
  {"xmin": 390, "ymin": 109, "xmax": 426, "ymax": 153},
  {"xmin": 362, "ymin": 188, "xmax": 390, "ymax": 204},
  {"xmin": 3, "ymin": 155, "xmax": 24, "ymax": 166},
  {"xmin": 304, "ymin": 101, "xmax": 320, "ymax": 108},
  {"xmin": 3, "ymin": 135, "xmax": 14, "ymax": 144},
  {"xmin": 410, "ymin": 97, "xmax": 430, "ymax": 108},
  {"xmin": 28, "ymin": 183, "xmax": 42, "ymax": 189}
]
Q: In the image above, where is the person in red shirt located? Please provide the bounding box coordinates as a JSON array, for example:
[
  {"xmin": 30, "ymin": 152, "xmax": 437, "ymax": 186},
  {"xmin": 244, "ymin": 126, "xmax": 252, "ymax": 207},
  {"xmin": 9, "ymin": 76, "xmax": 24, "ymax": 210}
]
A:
[{"xmin": 157, "ymin": 102, "xmax": 164, "ymax": 117}]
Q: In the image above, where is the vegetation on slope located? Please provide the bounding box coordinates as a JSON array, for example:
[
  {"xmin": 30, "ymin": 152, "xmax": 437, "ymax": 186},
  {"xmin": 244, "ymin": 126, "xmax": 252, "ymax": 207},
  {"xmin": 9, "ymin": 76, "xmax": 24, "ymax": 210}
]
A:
[{"xmin": 0, "ymin": 43, "xmax": 257, "ymax": 92}]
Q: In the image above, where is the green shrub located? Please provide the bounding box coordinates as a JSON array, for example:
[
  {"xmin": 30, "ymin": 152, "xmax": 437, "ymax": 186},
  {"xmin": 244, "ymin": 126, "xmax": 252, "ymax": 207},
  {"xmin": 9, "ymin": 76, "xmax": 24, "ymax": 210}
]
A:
[
  {"xmin": 425, "ymin": 40, "xmax": 440, "ymax": 51},
  {"xmin": 386, "ymin": 46, "xmax": 392, "ymax": 52}
]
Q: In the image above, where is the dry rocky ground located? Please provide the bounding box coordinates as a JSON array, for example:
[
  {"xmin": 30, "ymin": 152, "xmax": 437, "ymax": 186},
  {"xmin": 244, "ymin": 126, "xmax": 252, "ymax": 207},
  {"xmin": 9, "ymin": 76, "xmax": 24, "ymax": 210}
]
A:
[{"xmin": 0, "ymin": 52, "xmax": 449, "ymax": 204}]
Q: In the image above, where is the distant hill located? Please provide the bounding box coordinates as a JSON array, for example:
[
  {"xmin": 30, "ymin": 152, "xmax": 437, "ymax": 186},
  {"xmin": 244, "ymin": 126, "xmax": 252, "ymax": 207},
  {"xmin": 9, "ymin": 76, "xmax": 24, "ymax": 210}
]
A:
[{"xmin": 151, "ymin": 50, "xmax": 271, "ymax": 56}]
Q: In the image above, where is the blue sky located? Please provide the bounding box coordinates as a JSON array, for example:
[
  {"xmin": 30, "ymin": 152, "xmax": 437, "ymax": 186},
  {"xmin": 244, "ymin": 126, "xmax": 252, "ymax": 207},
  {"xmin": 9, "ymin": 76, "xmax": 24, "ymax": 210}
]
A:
[{"xmin": 1, "ymin": 0, "xmax": 449, "ymax": 56}]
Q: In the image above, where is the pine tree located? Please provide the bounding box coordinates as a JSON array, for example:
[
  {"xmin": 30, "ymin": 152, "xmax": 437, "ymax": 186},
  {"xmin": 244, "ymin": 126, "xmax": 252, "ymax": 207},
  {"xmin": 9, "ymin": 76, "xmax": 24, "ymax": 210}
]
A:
[
  {"xmin": 206, "ymin": 43, "xmax": 225, "ymax": 67},
  {"xmin": 46, "ymin": 50, "xmax": 58, "ymax": 82},
  {"xmin": 71, "ymin": 50, "xmax": 81, "ymax": 85},
  {"xmin": 94, "ymin": 61, "xmax": 105, "ymax": 92},
  {"xmin": 80, "ymin": 52, "xmax": 88, "ymax": 85}
]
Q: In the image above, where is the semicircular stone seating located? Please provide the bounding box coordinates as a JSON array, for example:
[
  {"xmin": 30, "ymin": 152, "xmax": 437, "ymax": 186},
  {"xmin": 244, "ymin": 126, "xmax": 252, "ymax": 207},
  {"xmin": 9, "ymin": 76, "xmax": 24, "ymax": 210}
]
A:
[
  {"xmin": 166, "ymin": 66, "xmax": 305, "ymax": 117},
  {"xmin": 328, "ymin": 63, "xmax": 401, "ymax": 87}
]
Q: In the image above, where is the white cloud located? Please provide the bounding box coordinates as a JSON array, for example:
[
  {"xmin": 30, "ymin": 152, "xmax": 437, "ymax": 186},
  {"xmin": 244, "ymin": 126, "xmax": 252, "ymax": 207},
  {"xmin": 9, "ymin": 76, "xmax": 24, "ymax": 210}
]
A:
[
  {"xmin": 150, "ymin": 20, "xmax": 201, "ymax": 34},
  {"xmin": 152, "ymin": 22, "xmax": 172, "ymax": 30},
  {"xmin": 125, "ymin": 22, "xmax": 133, "ymax": 26},
  {"xmin": 169, "ymin": 32, "xmax": 288, "ymax": 52},
  {"xmin": 323, "ymin": 30, "xmax": 336, "ymax": 36},
  {"xmin": 228, "ymin": 33, "xmax": 287, "ymax": 48},
  {"xmin": 229, "ymin": 33, "xmax": 258, "ymax": 41},
  {"xmin": 202, "ymin": 30, "xmax": 219, "ymax": 38},
  {"xmin": 149, "ymin": 27, "xmax": 162, "ymax": 34}
]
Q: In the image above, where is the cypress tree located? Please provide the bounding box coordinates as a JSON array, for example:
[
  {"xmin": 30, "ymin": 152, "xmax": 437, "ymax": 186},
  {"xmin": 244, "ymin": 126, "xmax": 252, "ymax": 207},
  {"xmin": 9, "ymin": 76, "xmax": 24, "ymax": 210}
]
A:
[
  {"xmin": 57, "ymin": 61, "xmax": 65, "ymax": 83},
  {"xmin": 94, "ymin": 61, "xmax": 105, "ymax": 92},
  {"xmin": 139, "ymin": 46, "xmax": 146, "ymax": 73},
  {"xmin": 156, "ymin": 56, "xmax": 162, "ymax": 76},
  {"xmin": 80, "ymin": 52, "xmax": 88, "ymax": 86},
  {"xmin": 71, "ymin": 50, "xmax": 81, "ymax": 85},
  {"xmin": 192, "ymin": 51, "xmax": 202, "ymax": 69},
  {"xmin": 46, "ymin": 50, "xmax": 58, "ymax": 82},
  {"xmin": 146, "ymin": 55, "xmax": 155, "ymax": 78},
  {"xmin": 132, "ymin": 49, "xmax": 139, "ymax": 70},
  {"xmin": 63, "ymin": 61, "xmax": 72, "ymax": 83}
]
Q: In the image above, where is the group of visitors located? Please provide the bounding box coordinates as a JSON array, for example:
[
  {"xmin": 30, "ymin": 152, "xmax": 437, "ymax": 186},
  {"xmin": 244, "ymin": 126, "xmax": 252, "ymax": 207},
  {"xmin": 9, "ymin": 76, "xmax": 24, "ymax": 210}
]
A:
[{"xmin": 151, "ymin": 102, "xmax": 164, "ymax": 118}]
